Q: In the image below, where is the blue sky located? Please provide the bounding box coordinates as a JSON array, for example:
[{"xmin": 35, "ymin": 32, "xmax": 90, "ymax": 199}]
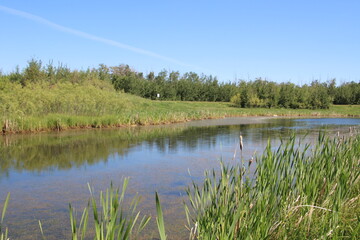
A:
[{"xmin": 0, "ymin": 0, "xmax": 359, "ymax": 84}]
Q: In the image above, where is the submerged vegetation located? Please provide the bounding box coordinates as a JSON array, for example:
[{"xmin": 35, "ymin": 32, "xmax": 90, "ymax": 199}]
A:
[
  {"xmin": 0, "ymin": 59, "xmax": 360, "ymax": 133},
  {"xmin": 1, "ymin": 132, "xmax": 359, "ymax": 239}
]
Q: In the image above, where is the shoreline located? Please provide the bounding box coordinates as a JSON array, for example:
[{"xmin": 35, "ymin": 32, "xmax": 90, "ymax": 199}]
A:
[{"xmin": 2, "ymin": 110, "xmax": 360, "ymax": 135}]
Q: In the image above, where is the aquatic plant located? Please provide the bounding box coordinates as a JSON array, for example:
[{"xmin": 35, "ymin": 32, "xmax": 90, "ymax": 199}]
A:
[
  {"xmin": 68, "ymin": 179, "xmax": 150, "ymax": 240},
  {"xmin": 181, "ymin": 133, "xmax": 360, "ymax": 239},
  {"xmin": 0, "ymin": 193, "xmax": 10, "ymax": 240},
  {"xmin": 155, "ymin": 192, "xmax": 167, "ymax": 240}
]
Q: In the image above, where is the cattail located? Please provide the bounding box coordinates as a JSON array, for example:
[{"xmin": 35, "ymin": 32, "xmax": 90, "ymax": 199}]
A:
[
  {"xmin": 239, "ymin": 135, "xmax": 243, "ymax": 151},
  {"xmin": 248, "ymin": 156, "xmax": 253, "ymax": 166}
]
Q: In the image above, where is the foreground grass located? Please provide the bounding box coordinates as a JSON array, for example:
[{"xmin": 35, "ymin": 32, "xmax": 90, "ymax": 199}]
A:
[
  {"xmin": 1, "ymin": 82, "xmax": 359, "ymax": 133},
  {"xmin": 179, "ymin": 133, "xmax": 360, "ymax": 239}
]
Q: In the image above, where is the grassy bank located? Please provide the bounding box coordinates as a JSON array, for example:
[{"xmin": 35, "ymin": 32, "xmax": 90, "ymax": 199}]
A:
[
  {"xmin": 1, "ymin": 81, "xmax": 360, "ymax": 134},
  {"xmin": 2, "ymin": 103, "xmax": 360, "ymax": 134}
]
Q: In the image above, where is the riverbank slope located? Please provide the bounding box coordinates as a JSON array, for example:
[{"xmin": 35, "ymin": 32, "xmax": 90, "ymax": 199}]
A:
[{"xmin": 2, "ymin": 96, "xmax": 360, "ymax": 134}]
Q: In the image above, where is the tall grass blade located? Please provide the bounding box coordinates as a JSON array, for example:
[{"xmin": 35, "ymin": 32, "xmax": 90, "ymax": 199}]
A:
[
  {"xmin": 155, "ymin": 192, "xmax": 167, "ymax": 240},
  {"xmin": 0, "ymin": 193, "xmax": 10, "ymax": 224},
  {"xmin": 38, "ymin": 220, "xmax": 46, "ymax": 240},
  {"xmin": 0, "ymin": 193, "xmax": 10, "ymax": 239}
]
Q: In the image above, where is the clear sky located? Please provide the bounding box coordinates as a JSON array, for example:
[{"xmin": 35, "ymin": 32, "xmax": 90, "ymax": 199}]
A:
[{"xmin": 0, "ymin": 0, "xmax": 359, "ymax": 84}]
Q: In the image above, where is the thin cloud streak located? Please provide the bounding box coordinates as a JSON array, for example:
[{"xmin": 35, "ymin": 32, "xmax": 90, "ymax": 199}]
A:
[{"xmin": 0, "ymin": 5, "xmax": 205, "ymax": 70}]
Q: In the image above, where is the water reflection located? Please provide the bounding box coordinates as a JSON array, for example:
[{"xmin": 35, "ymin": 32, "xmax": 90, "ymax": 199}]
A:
[{"xmin": 0, "ymin": 118, "xmax": 306, "ymax": 174}]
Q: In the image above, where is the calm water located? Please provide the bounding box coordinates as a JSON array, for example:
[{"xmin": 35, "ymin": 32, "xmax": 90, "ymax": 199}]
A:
[{"xmin": 0, "ymin": 117, "xmax": 359, "ymax": 239}]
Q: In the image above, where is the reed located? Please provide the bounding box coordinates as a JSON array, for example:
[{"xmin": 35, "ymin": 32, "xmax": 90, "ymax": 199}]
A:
[
  {"xmin": 181, "ymin": 133, "xmax": 360, "ymax": 239},
  {"xmin": 0, "ymin": 193, "xmax": 10, "ymax": 240},
  {"xmin": 68, "ymin": 180, "xmax": 150, "ymax": 240},
  {"xmin": 155, "ymin": 192, "xmax": 167, "ymax": 240}
]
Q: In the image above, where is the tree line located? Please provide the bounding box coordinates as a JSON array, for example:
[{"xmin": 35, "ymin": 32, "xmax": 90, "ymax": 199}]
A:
[{"xmin": 1, "ymin": 59, "xmax": 359, "ymax": 109}]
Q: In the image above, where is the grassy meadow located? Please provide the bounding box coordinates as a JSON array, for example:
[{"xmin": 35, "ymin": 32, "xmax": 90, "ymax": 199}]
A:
[{"xmin": 1, "ymin": 79, "xmax": 360, "ymax": 134}]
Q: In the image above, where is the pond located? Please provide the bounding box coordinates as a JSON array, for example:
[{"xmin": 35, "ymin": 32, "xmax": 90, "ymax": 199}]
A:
[{"xmin": 0, "ymin": 117, "xmax": 359, "ymax": 239}]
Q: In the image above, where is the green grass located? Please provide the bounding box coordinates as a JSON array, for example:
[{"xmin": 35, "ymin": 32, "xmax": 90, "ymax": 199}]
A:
[
  {"xmin": 1, "ymin": 81, "xmax": 359, "ymax": 133},
  {"xmin": 0, "ymin": 193, "xmax": 10, "ymax": 240},
  {"xmin": 66, "ymin": 179, "xmax": 150, "ymax": 240},
  {"xmin": 4, "ymin": 103, "xmax": 360, "ymax": 134}
]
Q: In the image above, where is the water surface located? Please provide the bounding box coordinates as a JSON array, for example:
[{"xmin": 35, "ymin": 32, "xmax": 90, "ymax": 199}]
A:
[{"xmin": 0, "ymin": 117, "xmax": 359, "ymax": 239}]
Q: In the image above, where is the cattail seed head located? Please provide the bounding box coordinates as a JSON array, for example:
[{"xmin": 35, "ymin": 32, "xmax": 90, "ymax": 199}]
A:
[
  {"xmin": 249, "ymin": 157, "xmax": 253, "ymax": 166},
  {"xmin": 239, "ymin": 135, "xmax": 243, "ymax": 151}
]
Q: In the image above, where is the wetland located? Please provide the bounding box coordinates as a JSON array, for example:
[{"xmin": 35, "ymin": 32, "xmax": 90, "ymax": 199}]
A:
[{"xmin": 1, "ymin": 117, "xmax": 359, "ymax": 239}]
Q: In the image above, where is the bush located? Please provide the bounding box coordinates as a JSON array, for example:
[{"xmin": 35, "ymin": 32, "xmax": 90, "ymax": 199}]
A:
[{"xmin": 230, "ymin": 93, "xmax": 241, "ymax": 106}]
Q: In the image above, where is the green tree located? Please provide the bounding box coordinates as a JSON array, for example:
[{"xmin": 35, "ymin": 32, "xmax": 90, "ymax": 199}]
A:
[
  {"xmin": 23, "ymin": 59, "xmax": 46, "ymax": 85},
  {"xmin": 308, "ymin": 80, "xmax": 332, "ymax": 109},
  {"xmin": 279, "ymin": 83, "xmax": 297, "ymax": 108}
]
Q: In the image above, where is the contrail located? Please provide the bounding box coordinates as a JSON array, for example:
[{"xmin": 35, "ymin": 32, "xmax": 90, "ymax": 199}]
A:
[{"xmin": 0, "ymin": 5, "xmax": 203, "ymax": 69}]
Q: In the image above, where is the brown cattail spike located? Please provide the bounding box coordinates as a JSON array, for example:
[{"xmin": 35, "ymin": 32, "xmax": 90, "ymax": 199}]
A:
[
  {"xmin": 249, "ymin": 157, "xmax": 253, "ymax": 166},
  {"xmin": 239, "ymin": 135, "xmax": 243, "ymax": 151}
]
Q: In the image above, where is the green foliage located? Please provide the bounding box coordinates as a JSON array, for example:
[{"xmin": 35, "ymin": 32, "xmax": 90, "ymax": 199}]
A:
[
  {"xmin": 278, "ymin": 82, "xmax": 297, "ymax": 108},
  {"xmin": 110, "ymin": 66, "xmax": 236, "ymax": 102},
  {"xmin": 230, "ymin": 93, "xmax": 241, "ymax": 106},
  {"xmin": 23, "ymin": 59, "xmax": 46, "ymax": 86},
  {"xmin": 308, "ymin": 80, "xmax": 332, "ymax": 109},
  {"xmin": 229, "ymin": 79, "xmax": 344, "ymax": 109},
  {"xmin": 334, "ymin": 81, "xmax": 360, "ymax": 105},
  {"xmin": 248, "ymin": 94, "xmax": 265, "ymax": 108}
]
